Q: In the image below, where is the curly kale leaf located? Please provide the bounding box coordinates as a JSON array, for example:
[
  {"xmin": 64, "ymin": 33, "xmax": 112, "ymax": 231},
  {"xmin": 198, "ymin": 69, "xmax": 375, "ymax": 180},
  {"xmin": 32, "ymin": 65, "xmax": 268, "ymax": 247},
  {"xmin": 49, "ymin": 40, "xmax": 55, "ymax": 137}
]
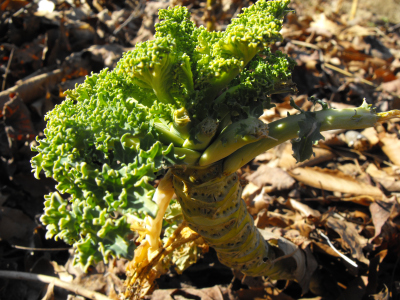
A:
[{"xmin": 32, "ymin": 69, "xmax": 184, "ymax": 270}]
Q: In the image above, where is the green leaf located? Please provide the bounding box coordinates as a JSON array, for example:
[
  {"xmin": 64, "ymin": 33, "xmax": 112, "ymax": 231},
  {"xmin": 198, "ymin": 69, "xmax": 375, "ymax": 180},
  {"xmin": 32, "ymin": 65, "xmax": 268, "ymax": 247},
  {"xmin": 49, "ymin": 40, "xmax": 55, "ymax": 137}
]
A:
[{"xmin": 291, "ymin": 112, "xmax": 325, "ymax": 162}]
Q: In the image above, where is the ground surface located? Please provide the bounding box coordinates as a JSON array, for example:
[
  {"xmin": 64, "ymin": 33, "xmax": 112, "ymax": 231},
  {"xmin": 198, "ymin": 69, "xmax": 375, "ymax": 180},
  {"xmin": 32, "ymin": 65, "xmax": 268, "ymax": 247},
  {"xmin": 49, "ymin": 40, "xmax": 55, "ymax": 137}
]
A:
[{"xmin": 0, "ymin": 0, "xmax": 399, "ymax": 299}]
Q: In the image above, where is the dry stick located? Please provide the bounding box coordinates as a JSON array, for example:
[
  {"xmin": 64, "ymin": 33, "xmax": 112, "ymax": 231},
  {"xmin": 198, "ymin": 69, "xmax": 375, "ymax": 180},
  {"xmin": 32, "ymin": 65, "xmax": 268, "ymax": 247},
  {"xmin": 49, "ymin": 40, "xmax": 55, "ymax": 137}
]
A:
[
  {"xmin": 290, "ymin": 40, "xmax": 376, "ymax": 87},
  {"xmin": 318, "ymin": 231, "xmax": 358, "ymax": 268},
  {"xmin": 324, "ymin": 63, "xmax": 375, "ymax": 87},
  {"xmin": 291, "ymin": 40, "xmax": 321, "ymax": 51},
  {"xmin": 0, "ymin": 271, "xmax": 112, "ymax": 300},
  {"xmin": 113, "ymin": 0, "xmax": 145, "ymax": 35},
  {"xmin": 349, "ymin": 0, "xmax": 358, "ymax": 21},
  {"xmin": 2, "ymin": 48, "xmax": 14, "ymax": 92},
  {"xmin": 0, "ymin": 69, "xmax": 65, "ymax": 109},
  {"xmin": 12, "ymin": 245, "xmax": 71, "ymax": 251}
]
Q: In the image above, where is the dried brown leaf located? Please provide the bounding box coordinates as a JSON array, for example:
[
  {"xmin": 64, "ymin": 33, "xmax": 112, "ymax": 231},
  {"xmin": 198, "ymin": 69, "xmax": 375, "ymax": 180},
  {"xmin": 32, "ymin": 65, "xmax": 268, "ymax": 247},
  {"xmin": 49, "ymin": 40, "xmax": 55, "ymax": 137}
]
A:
[
  {"xmin": 310, "ymin": 14, "xmax": 341, "ymax": 36},
  {"xmin": 381, "ymin": 78, "xmax": 400, "ymax": 95},
  {"xmin": 148, "ymin": 286, "xmax": 228, "ymax": 300},
  {"xmin": 312, "ymin": 241, "xmax": 344, "ymax": 258},
  {"xmin": 326, "ymin": 217, "xmax": 369, "ymax": 265},
  {"xmin": 369, "ymin": 198, "xmax": 396, "ymax": 241},
  {"xmin": 278, "ymin": 143, "xmax": 336, "ymax": 170},
  {"xmin": 370, "ymin": 285, "xmax": 390, "ymax": 300},
  {"xmin": 366, "ymin": 164, "xmax": 400, "ymax": 192},
  {"xmin": 289, "ymin": 167, "xmax": 384, "ymax": 198},
  {"xmin": 247, "ymin": 187, "xmax": 272, "ymax": 215},
  {"xmin": 255, "ymin": 210, "xmax": 295, "ymax": 229},
  {"xmin": 259, "ymin": 230, "xmax": 318, "ymax": 293},
  {"xmin": 242, "ymin": 182, "xmax": 262, "ymax": 204},
  {"xmin": 289, "ymin": 199, "xmax": 321, "ymax": 219},
  {"xmin": 337, "ymin": 195, "xmax": 376, "ymax": 206},
  {"xmin": 3, "ymin": 94, "xmax": 36, "ymax": 142},
  {"xmin": 380, "ymin": 136, "xmax": 400, "ymax": 166},
  {"xmin": 246, "ymin": 165, "xmax": 295, "ymax": 192},
  {"xmin": 361, "ymin": 127, "xmax": 380, "ymax": 147}
]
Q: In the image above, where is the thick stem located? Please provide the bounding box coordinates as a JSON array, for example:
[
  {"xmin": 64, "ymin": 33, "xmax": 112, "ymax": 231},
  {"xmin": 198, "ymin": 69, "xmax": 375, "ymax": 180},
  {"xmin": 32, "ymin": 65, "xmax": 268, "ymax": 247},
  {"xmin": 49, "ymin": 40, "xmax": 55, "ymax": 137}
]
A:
[
  {"xmin": 171, "ymin": 163, "xmax": 299, "ymax": 281},
  {"xmin": 223, "ymin": 105, "xmax": 400, "ymax": 175}
]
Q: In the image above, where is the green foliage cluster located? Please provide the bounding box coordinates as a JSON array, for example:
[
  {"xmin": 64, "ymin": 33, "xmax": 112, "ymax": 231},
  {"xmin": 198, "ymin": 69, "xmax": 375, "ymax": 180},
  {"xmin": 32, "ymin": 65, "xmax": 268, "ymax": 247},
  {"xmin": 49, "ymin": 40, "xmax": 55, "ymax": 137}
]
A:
[{"xmin": 31, "ymin": 0, "xmax": 295, "ymax": 269}]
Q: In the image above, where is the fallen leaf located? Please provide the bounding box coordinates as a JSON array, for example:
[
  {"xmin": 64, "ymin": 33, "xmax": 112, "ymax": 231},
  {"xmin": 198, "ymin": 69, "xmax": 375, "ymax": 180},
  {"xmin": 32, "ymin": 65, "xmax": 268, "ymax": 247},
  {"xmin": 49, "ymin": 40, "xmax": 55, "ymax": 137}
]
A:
[
  {"xmin": 242, "ymin": 182, "xmax": 262, "ymax": 204},
  {"xmin": 278, "ymin": 143, "xmax": 336, "ymax": 170},
  {"xmin": 255, "ymin": 209, "xmax": 295, "ymax": 229},
  {"xmin": 380, "ymin": 136, "xmax": 400, "ymax": 166},
  {"xmin": 381, "ymin": 78, "xmax": 400, "ymax": 95},
  {"xmin": 289, "ymin": 167, "xmax": 384, "ymax": 198},
  {"xmin": 3, "ymin": 94, "xmax": 36, "ymax": 143},
  {"xmin": 284, "ymin": 227, "xmax": 312, "ymax": 242},
  {"xmin": 326, "ymin": 217, "xmax": 369, "ymax": 265},
  {"xmin": 366, "ymin": 164, "xmax": 400, "ymax": 192},
  {"xmin": 310, "ymin": 14, "xmax": 341, "ymax": 36},
  {"xmin": 369, "ymin": 198, "xmax": 396, "ymax": 241},
  {"xmin": 247, "ymin": 187, "xmax": 272, "ymax": 215},
  {"xmin": 312, "ymin": 241, "xmax": 345, "ymax": 259},
  {"xmin": 360, "ymin": 127, "xmax": 380, "ymax": 147},
  {"xmin": 246, "ymin": 165, "xmax": 295, "ymax": 192},
  {"xmin": 290, "ymin": 199, "xmax": 321, "ymax": 219},
  {"xmin": 259, "ymin": 230, "xmax": 318, "ymax": 293},
  {"xmin": 336, "ymin": 195, "xmax": 376, "ymax": 206},
  {"xmin": 148, "ymin": 286, "xmax": 228, "ymax": 300},
  {"xmin": 371, "ymin": 285, "xmax": 390, "ymax": 300}
]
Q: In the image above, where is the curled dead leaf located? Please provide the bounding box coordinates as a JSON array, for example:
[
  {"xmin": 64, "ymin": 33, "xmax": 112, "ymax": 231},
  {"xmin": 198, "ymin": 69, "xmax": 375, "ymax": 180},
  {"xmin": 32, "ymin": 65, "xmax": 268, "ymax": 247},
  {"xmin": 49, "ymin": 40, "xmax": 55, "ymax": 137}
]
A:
[
  {"xmin": 246, "ymin": 165, "xmax": 295, "ymax": 192},
  {"xmin": 289, "ymin": 167, "xmax": 384, "ymax": 199},
  {"xmin": 259, "ymin": 230, "xmax": 318, "ymax": 293},
  {"xmin": 369, "ymin": 198, "xmax": 396, "ymax": 241},
  {"xmin": 290, "ymin": 199, "xmax": 321, "ymax": 219},
  {"xmin": 326, "ymin": 217, "xmax": 369, "ymax": 265}
]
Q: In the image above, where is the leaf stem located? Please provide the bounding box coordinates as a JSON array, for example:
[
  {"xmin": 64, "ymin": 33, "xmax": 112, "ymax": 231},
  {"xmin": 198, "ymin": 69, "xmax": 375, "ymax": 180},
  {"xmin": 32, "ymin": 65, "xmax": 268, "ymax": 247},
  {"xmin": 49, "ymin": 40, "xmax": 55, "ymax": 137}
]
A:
[{"xmin": 223, "ymin": 105, "xmax": 400, "ymax": 175}]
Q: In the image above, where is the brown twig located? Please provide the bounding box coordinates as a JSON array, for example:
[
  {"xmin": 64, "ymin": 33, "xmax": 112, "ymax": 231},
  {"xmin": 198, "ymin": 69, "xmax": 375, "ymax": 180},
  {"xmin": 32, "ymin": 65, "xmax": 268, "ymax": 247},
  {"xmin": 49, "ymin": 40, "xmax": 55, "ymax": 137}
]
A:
[
  {"xmin": 324, "ymin": 63, "xmax": 375, "ymax": 87},
  {"xmin": 0, "ymin": 69, "xmax": 65, "ymax": 110},
  {"xmin": 2, "ymin": 47, "xmax": 14, "ymax": 92},
  {"xmin": 0, "ymin": 270, "xmax": 112, "ymax": 300},
  {"xmin": 12, "ymin": 245, "xmax": 71, "ymax": 251}
]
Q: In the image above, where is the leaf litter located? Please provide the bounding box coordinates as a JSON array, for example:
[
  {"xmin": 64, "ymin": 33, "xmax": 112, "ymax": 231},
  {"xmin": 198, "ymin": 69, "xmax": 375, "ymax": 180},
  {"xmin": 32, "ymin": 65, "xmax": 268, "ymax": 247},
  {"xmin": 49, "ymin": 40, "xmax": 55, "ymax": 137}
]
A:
[{"xmin": 0, "ymin": 0, "xmax": 399, "ymax": 299}]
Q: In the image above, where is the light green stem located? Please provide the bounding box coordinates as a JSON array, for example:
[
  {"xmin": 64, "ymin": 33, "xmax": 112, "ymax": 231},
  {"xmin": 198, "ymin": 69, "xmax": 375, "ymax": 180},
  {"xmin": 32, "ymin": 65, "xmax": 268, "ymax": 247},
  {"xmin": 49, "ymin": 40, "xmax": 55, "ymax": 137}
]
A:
[
  {"xmin": 173, "ymin": 147, "xmax": 202, "ymax": 165},
  {"xmin": 199, "ymin": 117, "xmax": 268, "ymax": 166},
  {"xmin": 154, "ymin": 121, "xmax": 185, "ymax": 147},
  {"xmin": 223, "ymin": 105, "xmax": 400, "ymax": 175}
]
